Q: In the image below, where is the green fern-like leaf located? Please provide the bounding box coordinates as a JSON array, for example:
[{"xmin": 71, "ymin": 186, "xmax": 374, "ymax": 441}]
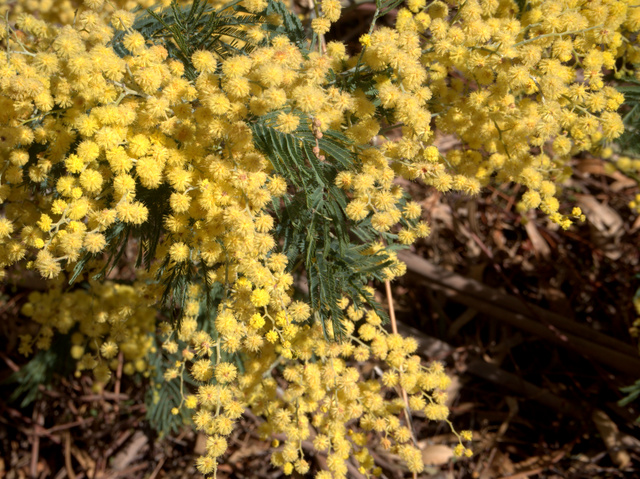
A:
[
  {"xmin": 615, "ymin": 78, "xmax": 640, "ymax": 158},
  {"xmin": 6, "ymin": 336, "xmax": 72, "ymax": 408},
  {"xmin": 264, "ymin": 0, "xmax": 307, "ymax": 48},
  {"xmin": 251, "ymin": 113, "xmax": 394, "ymax": 335},
  {"xmin": 145, "ymin": 341, "xmax": 188, "ymax": 435},
  {"xmin": 111, "ymin": 0, "xmax": 263, "ymax": 79}
]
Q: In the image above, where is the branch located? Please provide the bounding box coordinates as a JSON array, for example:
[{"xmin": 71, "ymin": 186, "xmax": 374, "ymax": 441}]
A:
[{"xmin": 398, "ymin": 251, "xmax": 640, "ymax": 376}]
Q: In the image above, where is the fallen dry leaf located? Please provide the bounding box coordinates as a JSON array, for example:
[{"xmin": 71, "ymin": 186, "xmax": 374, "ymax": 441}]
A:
[
  {"xmin": 194, "ymin": 433, "xmax": 207, "ymax": 456},
  {"xmin": 480, "ymin": 448, "xmax": 515, "ymax": 479},
  {"xmin": 111, "ymin": 431, "xmax": 147, "ymax": 471},
  {"xmin": 591, "ymin": 409, "xmax": 631, "ymax": 469},
  {"xmin": 576, "ymin": 195, "xmax": 624, "ymax": 260},
  {"xmin": 576, "ymin": 157, "xmax": 605, "ymax": 175},
  {"xmin": 524, "ymin": 220, "xmax": 551, "ymax": 260},
  {"xmin": 608, "ymin": 171, "xmax": 637, "ymax": 192},
  {"xmin": 421, "ymin": 444, "xmax": 454, "ymax": 466}
]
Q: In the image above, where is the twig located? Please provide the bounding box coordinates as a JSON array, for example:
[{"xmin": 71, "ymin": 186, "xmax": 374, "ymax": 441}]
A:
[
  {"xmin": 399, "ymin": 251, "xmax": 640, "ymax": 376},
  {"xmin": 465, "ymin": 360, "xmax": 582, "ymax": 418},
  {"xmin": 64, "ymin": 431, "xmax": 77, "ymax": 479},
  {"xmin": 395, "ymin": 321, "xmax": 587, "ymax": 419},
  {"xmin": 465, "ymin": 229, "xmax": 570, "ymax": 345},
  {"xmin": 78, "ymin": 393, "xmax": 128, "ymax": 402},
  {"xmin": 0, "ymin": 350, "xmax": 19, "ymax": 372},
  {"xmin": 105, "ymin": 462, "xmax": 149, "ymax": 478},
  {"xmin": 30, "ymin": 401, "xmax": 45, "ymax": 478},
  {"xmin": 113, "ymin": 352, "xmax": 123, "ymax": 414},
  {"xmin": 147, "ymin": 458, "xmax": 166, "ymax": 479},
  {"xmin": 43, "ymin": 418, "xmax": 94, "ymax": 436},
  {"xmin": 513, "ymin": 24, "xmax": 602, "ymax": 47},
  {"xmin": 384, "ymin": 279, "xmax": 418, "ymax": 479}
]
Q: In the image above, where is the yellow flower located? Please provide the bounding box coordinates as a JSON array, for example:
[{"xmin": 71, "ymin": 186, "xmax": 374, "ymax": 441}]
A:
[
  {"xmin": 84, "ymin": 232, "xmax": 106, "ymax": 254},
  {"xmin": 275, "ymin": 112, "xmax": 299, "ymax": 134},
  {"xmin": 250, "ymin": 288, "xmax": 270, "ymax": 307},
  {"xmin": 214, "ymin": 362, "xmax": 237, "ymax": 384},
  {"xmin": 116, "ymin": 201, "xmax": 148, "ymax": 225},
  {"xmin": 192, "ymin": 50, "xmax": 217, "ymax": 73},
  {"xmin": 100, "ymin": 341, "xmax": 118, "ymax": 359},
  {"xmin": 123, "ymin": 31, "xmax": 146, "ymax": 54},
  {"xmin": 191, "ymin": 359, "xmax": 214, "ymax": 382},
  {"xmin": 312, "ymin": 17, "xmax": 332, "ymax": 35},
  {"xmin": 34, "ymin": 250, "xmax": 61, "ymax": 279},
  {"xmin": 249, "ymin": 313, "xmax": 265, "ymax": 329},
  {"xmin": 205, "ymin": 435, "xmax": 228, "ymax": 458},
  {"xmin": 169, "ymin": 242, "xmax": 190, "ymax": 263},
  {"xmin": 265, "ymin": 329, "xmax": 278, "ymax": 343}
]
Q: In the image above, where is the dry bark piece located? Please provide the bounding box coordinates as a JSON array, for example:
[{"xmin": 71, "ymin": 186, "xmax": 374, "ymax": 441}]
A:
[
  {"xmin": 591, "ymin": 409, "xmax": 631, "ymax": 469},
  {"xmin": 576, "ymin": 195, "xmax": 624, "ymax": 260},
  {"xmin": 523, "ymin": 220, "xmax": 551, "ymax": 260},
  {"xmin": 421, "ymin": 444, "xmax": 454, "ymax": 466}
]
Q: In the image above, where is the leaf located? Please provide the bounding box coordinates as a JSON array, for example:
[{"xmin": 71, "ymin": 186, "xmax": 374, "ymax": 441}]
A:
[
  {"xmin": 592, "ymin": 409, "xmax": 632, "ymax": 468},
  {"xmin": 264, "ymin": 0, "xmax": 306, "ymax": 48},
  {"xmin": 6, "ymin": 336, "xmax": 72, "ymax": 407},
  {"xmin": 377, "ymin": 0, "xmax": 404, "ymax": 18},
  {"xmin": 251, "ymin": 111, "xmax": 394, "ymax": 338},
  {"xmin": 619, "ymin": 379, "xmax": 640, "ymax": 407},
  {"xmin": 144, "ymin": 340, "xmax": 190, "ymax": 435},
  {"xmin": 615, "ymin": 79, "xmax": 640, "ymax": 157},
  {"xmin": 421, "ymin": 444, "xmax": 454, "ymax": 466},
  {"xmin": 111, "ymin": 0, "xmax": 261, "ymax": 78}
]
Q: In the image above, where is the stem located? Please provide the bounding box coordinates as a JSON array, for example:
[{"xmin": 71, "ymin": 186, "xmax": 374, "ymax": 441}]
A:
[
  {"xmin": 353, "ymin": 0, "xmax": 386, "ymax": 79},
  {"xmin": 384, "ymin": 277, "xmax": 419, "ymax": 455},
  {"xmin": 514, "ymin": 24, "xmax": 602, "ymax": 48}
]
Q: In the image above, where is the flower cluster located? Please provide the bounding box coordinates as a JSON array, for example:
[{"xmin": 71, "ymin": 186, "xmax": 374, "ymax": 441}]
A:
[
  {"xmin": 359, "ymin": 0, "xmax": 635, "ymax": 229},
  {"xmin": 0, "ymin": 0, "xmax": 180, "ymax": 26},
  {"xmin": 165, "ymin": 287, "xmax": 472, "ymax": 476},
  {"xmin": 1, "ymin": 0, "xmax": 637, "ymax": 477},
  {"xmin": 20, "ymin": 281, "xmax": 156, "ymax": 381}
]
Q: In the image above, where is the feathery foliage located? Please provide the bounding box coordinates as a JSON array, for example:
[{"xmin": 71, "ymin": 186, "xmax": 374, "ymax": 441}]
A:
[
  {"xmin": 112, "ymin": 0, "xmax": 262, "ymax": 78},
  {"xmin": 7, "ymin": 336, "xmax": 71, "ymax": 408},
  {"xmin": 616, "ymin": 78, "xmax": 640, "ymax": 158},
  {"xmin": 251, "ymin": 115, "xmax": 393, "ymax": 338}
]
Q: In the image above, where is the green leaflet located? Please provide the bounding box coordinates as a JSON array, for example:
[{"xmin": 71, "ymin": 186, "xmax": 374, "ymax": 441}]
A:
[
  {"xmin": 251, "ymin": 114, "xmax": 392, "ymax": 335},
  {"xmin": 6, "ymin": 335, "xmax": 72, "ymax": 408},
  {"xmin": 264, "ymin": 0, "xmax": 307, "ymax": 49},
  {"xmin": 617, "ymin": 79, "xmax": 640, "ymax": 159},
  {"xmin": 145, "ymin": 339, "xmax": 190, "ymax": 435},
  {"xmin": 111, "ymin": 0, "xmax": 263, "ymax": 77}
]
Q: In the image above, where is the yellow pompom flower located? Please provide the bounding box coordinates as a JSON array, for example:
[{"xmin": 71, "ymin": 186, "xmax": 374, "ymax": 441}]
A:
[
  {"xmin": 0, "ymin": 218, "xmax": 14, "ymax": 239},
  {"xmin": 243, "ymin": 0, "xmax": 267, "ymax": 13},
  {"xmin": 192, "ymin": 50, "xmax": 217, "ymax": 73},
  {"xmin": 275, "ymin": 112, "xmax": 300, "ymax": 133},
  {"xmin": 169, "ymin": 242, "xmax": 190, "ymax": 263},
  {"xmin": 249, "ymin": 313, "xmax": 265, "ymax": 329},
  {"xmin": 34, "ymin": 250, "xmax": 61, "ymax": 279},
  {"xmin": 265, "ymin": 329, "xmax": 278, "ymax": 343},
  {"xmin": 206, "ymin": 435, "xmax": 228, "ymax": 458},
  {"xmin": 84, "ymin": 232, "xmax": 106, "ymax": 254},
  {"xmin": 214, "ymin": 362, "xmax": 237, "ymax": 383},
  {"xmin": 116, "ymin": 201, "xmax": 148, "ymax": 225},
  {"xmin": 100, "ymin": 341, "xmax": 118, "ymax": 359},
  {"xmin": 191, "ymin": 359, "xmax": 214, "ymax": 382},
  {"xmin": 250, "ymin": 288, "xmax": 270, "ymax": 307},
  {"xmin": 321, "ymin": 0, "xmax": 342, "ymax": 22}
]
